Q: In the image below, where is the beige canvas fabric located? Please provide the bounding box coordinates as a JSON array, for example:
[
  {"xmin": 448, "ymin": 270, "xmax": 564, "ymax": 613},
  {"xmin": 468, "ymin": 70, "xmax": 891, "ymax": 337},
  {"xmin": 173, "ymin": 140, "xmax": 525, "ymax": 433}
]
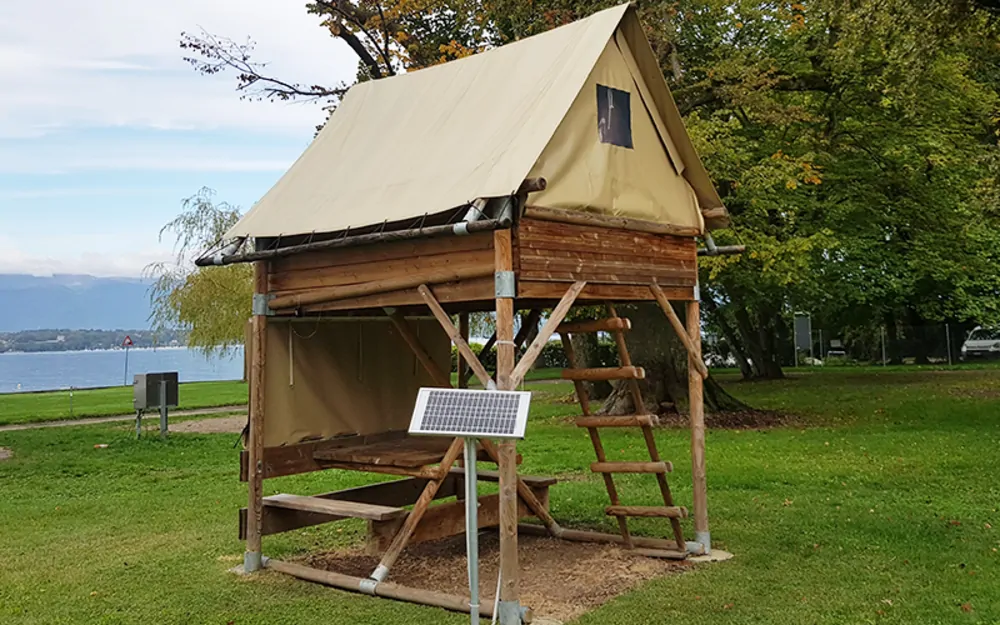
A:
[
  {"xmin": 527, "ymin": 37, "xmax": 703, "ymax": 229},
  {"xmin": 260, "ymin": 318, "xmax": 449, "ymax": 446},
  {"xmin": 225, "ymin": 4, "xmax": 725, "ymax": 240}
]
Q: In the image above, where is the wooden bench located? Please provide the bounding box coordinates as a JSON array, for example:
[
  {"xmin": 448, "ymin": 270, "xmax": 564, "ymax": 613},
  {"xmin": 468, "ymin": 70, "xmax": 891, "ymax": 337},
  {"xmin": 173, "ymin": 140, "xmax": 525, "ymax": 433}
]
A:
[{"xmin": 239, "ymin": 470, "xmax": 556, "ymax": 551}]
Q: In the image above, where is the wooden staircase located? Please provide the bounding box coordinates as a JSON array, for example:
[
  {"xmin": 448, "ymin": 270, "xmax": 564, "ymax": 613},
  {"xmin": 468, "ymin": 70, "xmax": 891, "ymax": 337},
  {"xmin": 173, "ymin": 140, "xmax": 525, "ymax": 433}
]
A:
[{"xmin": 558, "ymin": 303, "xmax": 687, "ymax": 551}]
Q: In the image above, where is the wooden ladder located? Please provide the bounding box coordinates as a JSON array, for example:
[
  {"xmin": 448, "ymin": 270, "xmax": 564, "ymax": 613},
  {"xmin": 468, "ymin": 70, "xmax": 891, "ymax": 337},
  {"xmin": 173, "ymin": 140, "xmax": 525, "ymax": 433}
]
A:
[{"xmin": 558, "ymin": 303, "xmax": 687, "ymax": 550}]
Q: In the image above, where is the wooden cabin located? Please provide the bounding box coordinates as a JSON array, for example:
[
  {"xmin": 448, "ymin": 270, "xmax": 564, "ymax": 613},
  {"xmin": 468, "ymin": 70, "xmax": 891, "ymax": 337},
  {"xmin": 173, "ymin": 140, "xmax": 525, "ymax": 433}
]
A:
[{"xmin": 197, "ymin": 4, "xmax": 730, "ymax": 623}]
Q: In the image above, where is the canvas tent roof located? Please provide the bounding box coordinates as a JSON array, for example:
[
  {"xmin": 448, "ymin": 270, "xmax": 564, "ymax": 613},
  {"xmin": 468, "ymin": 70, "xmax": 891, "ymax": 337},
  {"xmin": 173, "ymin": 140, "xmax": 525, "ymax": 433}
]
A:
[{"xmin": 226, "ymin": 3, "xmax": 727, "ymax": 241}]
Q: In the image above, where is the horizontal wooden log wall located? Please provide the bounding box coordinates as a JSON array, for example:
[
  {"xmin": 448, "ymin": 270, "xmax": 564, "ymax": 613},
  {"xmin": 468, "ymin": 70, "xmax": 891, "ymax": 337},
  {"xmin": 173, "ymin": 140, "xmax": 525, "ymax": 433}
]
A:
[
  {"xmin": 266, "ymin": 231, "xmax": 497, "ymax": 313},
  {"xmin": 515, "ymin": 217, "xmax": 698, "ymax": 301}
]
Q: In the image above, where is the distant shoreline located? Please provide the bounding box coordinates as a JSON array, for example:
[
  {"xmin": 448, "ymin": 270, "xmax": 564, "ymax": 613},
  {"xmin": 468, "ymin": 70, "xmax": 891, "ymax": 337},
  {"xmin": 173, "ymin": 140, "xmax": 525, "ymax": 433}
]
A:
[{"xmin": 0, "ymin": 345, "xmax": 196, "ymax": 356}]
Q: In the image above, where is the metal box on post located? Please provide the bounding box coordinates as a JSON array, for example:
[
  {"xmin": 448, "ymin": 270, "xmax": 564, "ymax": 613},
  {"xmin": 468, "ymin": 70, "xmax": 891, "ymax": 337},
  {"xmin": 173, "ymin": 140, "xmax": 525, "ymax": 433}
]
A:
[
  {"xmin": 133, "ymin": 372, "xmax": 179, "ymax": 439},
  {"xmin": 133, "ymin": 372, "xmax": 179, "ymax": 410}
]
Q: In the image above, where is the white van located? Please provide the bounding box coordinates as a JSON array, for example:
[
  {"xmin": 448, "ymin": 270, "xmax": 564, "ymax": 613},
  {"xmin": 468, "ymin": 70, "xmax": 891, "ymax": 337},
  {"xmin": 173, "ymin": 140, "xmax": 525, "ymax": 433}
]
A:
[{"xmin": 961, "ymin": 327, "xmax": 1000, "ymax": 360}]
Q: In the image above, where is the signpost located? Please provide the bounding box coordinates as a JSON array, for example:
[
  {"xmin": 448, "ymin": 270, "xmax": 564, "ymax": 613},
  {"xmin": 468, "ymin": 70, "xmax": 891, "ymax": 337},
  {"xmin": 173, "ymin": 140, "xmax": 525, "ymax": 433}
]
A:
[{"xmin": 122, "ymin": 335, "xmax": 134, "ymax": 386}]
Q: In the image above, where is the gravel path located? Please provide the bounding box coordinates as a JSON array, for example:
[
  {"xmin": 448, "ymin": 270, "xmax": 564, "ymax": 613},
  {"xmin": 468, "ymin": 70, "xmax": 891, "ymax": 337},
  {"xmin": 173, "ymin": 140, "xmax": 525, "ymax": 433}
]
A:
[{"xmin": 0, "ymin": 405, "xmax": 247, "ymax": 432}]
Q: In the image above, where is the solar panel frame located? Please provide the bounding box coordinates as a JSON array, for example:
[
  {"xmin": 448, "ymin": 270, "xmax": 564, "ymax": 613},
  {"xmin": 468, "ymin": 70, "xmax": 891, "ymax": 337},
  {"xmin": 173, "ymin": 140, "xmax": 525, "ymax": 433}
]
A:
[{"xmin": 408, "ymin": 388, "xmax": 531, "ymax": 439}]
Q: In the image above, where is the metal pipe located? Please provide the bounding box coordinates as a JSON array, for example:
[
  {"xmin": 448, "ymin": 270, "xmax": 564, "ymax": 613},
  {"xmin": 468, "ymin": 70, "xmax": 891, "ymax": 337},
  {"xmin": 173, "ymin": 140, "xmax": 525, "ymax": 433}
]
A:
[
  {"xmin": 264, "ymin": 558, "xmax": 501, "ymax": 619},
  {"xmin": 195, "ymin": 217, "xmax": 510, "ymax": 267},
  {"xmin": 704, "ymin": 232, "xmax": 719, "ymax": 254},
  {"xmin": 464, "ymin": 438, "xmax": 480, "ymax": 625},
  {"xmin": 697, "ymin": 244, "xmax": 744, "ymax": 256},
  {"xmin": 207, "ymin": 237, "xmax": 246, "ymax": 265},
  {"xmin": 453, "ymin": 198, "xmax": 489, "ymax": 235}
]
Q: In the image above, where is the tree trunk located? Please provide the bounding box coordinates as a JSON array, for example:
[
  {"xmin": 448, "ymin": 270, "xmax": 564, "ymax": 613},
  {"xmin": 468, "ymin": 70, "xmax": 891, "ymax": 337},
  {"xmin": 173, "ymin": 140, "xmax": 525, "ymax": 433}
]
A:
[
  {"xmin": 702, "ymin": 295, "xmax": 754, "ymax": 380},
  {"xmin": 569, "ymin": 332, "xmax": 613, "ymax": 399},
  {"xmin": 600, "ymin": 302, "xmax": 747, "ymax": 415}
]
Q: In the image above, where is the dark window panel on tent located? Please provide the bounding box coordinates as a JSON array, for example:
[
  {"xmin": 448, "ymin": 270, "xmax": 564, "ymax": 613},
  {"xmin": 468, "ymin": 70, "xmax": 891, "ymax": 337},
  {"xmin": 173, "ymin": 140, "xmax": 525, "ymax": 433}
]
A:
[{"xmin": 597, "ymin": 84, "xmax": 633, "ymax": 149}]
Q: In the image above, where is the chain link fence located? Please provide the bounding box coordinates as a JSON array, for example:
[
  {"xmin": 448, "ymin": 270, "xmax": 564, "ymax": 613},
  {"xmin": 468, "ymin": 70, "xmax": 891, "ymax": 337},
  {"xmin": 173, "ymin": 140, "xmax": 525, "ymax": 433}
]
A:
[{"xmin": 799, "ymin": 324, "xmax": 992, "ymax": 366}]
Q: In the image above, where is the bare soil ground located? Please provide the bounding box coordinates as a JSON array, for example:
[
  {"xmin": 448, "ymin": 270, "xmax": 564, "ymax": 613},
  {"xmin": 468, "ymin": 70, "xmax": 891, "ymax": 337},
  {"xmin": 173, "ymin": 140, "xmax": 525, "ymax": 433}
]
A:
[
  {"xmin": 171, "ymin": 415, "xmax": 247, "ymax": 434},
  {"xmin": 0, "ymin": 447, "xmax": 12, "ymax": 461},
  {"xmin": 303, "ymin": 532, "xmax": 687, "ymax": 623}
]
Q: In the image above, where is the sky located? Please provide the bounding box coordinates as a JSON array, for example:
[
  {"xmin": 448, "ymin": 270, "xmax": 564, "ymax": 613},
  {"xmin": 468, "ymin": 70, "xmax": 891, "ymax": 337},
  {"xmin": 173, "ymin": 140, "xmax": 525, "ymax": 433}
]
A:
[{"xmin": 0, "ymin": 0, "xmax": 358, "ymax": 277}]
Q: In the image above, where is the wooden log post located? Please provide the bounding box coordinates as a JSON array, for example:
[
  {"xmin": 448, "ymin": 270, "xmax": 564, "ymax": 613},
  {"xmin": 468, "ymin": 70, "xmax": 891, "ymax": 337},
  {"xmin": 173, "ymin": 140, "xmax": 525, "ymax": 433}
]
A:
[
  {"xmin": 494, "ymin": 229, "xmax": 522, "ymax": 625},
  {"xmin": 458, "ymin": 312, "xmax": 470, "ymax": 389},
  {"xmin": 687, "ymin": 299, "xmax": 710, "ymax": 552},
  {"xmin": 244, "ymin": 261, "xmax": 268, "ymax": 573}
]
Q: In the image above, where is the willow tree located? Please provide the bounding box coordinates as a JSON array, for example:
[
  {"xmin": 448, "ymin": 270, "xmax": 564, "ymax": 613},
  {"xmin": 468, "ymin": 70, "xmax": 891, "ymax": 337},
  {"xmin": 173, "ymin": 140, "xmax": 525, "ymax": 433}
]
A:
[{"xmin": 145, "ymin": 188, "xmax": 251, "ymax": 356}]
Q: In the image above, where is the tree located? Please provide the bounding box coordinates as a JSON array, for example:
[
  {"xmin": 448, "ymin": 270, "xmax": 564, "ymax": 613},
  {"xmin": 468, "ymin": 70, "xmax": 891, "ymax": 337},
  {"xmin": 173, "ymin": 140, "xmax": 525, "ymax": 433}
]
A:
[{"xmin": 145, "ymin": 189, "xmax": 252, "ymax": 356}]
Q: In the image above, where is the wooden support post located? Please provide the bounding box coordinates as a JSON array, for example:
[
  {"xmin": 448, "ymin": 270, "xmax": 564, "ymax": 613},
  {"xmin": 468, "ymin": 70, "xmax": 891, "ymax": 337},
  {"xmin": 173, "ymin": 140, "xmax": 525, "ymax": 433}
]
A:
[
  {"xmin": 650, "ymin": 283, "xmax": 709, "ymax": 379},
  {"xmin": 371, "ymin": 437, "xmax": 465, "ymax": 582},
  {"xmin": 687, "ymin": 299, "xmax": 710, "ymax": 552},
  {"xmin": 245, "ymin": 261, "xmax": 268, "ymax": 573},
  {"xmin": 385, "ymin": 308, "xmax": 451, "ymax": 388},
  {"xmin": 418, "ymin": 284, "xmax": 494, "ymax": 389},
  {"xmin": 458, "ymin": 312, "xmax": 470, "ymax": 389},
  {"xmin": 509, "ymin": 282, "xmax": 586, "ymax": 388},
  {"xmin": 494, "ymin": 228, "xmax": 521, "ymax": 625}
]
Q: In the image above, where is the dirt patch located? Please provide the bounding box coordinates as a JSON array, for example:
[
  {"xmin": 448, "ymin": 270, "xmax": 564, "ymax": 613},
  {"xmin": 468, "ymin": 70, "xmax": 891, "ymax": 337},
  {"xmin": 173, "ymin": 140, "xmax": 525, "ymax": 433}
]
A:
[
  {"xmin": 949, "ymin": 387, "xmax": 1000, "ymax": 400},
  {"xmin": 303, "ymin": 533, "xmax": 685, "ymax": 622},
  {"xmin": 0, "ymin": 447, "xmax": 12, "ymax": 461},
  {"xmin": 659, "ymin": 409, "xmax": 793, "ymax": 429},
  {"xmin": 171, "ymin": 415, "xmax": 247, "ymax": 434}
]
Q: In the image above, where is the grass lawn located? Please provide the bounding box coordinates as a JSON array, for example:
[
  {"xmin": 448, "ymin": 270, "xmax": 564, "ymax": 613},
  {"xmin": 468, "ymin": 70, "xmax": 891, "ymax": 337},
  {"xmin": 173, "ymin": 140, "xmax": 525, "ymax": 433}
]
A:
[
  {"xmin": 0, "ymin": 381, "xmax": 248, "ymax": 427},
  {"xmin": 1, "ymin": 371, "xmax": 998, "ymax": 624}
]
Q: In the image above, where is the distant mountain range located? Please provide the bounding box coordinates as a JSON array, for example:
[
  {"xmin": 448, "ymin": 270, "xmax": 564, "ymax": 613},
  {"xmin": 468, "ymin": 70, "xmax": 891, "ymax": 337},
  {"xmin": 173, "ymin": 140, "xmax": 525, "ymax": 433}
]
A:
[{"xmin": 0, "ymin": 274, "xmax": 154, "ymax": 332}]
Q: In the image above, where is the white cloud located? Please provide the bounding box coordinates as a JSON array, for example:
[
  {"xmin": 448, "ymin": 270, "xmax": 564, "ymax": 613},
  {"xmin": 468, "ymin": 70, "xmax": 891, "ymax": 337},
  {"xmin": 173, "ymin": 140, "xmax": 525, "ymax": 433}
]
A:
[
  {"xmin": 0, "ymin": 234, "xmax": 172, "ymax": 278},
  {"xmin": 0, "ymin": 0, "xmax": 357, "ymax": 138}
]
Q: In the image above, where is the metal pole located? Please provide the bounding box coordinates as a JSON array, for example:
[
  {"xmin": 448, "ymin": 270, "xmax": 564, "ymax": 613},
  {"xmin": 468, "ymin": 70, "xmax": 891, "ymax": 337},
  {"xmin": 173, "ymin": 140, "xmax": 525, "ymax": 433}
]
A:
[
  {"xmin": 69, "ymin": 387, "xmax": 74, "ymax": 417},
  {"xmin": 463, "ymin": 438, "xmax": 480, "ymax": 625},
  {"xmin": 123, "ymin": 346, "xmax": 130, "ymax": 386},
  {"xmin": 819, "ymin": 329, "xmax": 824, "ymax": 360},
  {"xmin": 881, "ymin": 327, "xmax": 887, "ymax": 366},
  {"xmin": 946, "ymin": 324, "xmax": 952, "ymax": 366},
  {"xmin": 159, "ymin": 380, "xmax": 168, "ymax": 439},
  {"xmin": 793, "ymin": 324, "xmax": 799, "ymax": 367}
]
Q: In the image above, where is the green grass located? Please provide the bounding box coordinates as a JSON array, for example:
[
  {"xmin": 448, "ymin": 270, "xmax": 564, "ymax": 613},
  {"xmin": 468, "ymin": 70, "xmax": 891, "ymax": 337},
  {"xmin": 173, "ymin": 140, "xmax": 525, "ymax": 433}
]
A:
[
  {"xmin": 1, "ymin": 372, "xmax": 998, "ymax": 623},
  {"xmin": 0, "ymin": 381, "xmax": 248, "ymax": 426}
]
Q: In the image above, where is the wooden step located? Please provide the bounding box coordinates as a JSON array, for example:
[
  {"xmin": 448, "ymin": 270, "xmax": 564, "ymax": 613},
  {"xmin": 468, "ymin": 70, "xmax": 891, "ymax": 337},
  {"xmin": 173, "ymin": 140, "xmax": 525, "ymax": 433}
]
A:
[
  {"xmin": 263, "ymin": 494, "xmax": 406, "ymax": 521},
  {"xmin": 562, "ymin": 366, "xmax": 645, "ymax": 382},
  {"xmin": 590, "ymin": 461, "xmax": 672, "ymax": 474},
  {"xmin": 558, "ymin": 317, "xmax": 631, "ymax": 334},
  {"xmin": 575, "ymin": 415, "xmax": 658, "ymax": 428},
  {"xmin": 606, "ymin": 505, "xmax": 688, "ymax": 519}
]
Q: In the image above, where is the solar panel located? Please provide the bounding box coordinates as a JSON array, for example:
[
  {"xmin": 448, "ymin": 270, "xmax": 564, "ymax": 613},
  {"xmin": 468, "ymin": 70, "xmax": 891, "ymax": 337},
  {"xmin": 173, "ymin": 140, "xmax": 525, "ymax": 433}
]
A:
[{"xmin": 408, "ymin": 388, "xmax": 531, "ymax": 439}]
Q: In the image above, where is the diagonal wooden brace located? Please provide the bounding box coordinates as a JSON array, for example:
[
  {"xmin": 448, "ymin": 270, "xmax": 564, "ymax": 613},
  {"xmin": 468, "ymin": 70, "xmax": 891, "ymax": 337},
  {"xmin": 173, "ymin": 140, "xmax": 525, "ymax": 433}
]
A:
[
  {"xmin": 384, "ymin": 308, "xmax": 451, "ymax": 387},
  {"xmin": 477, "ymin": 438, "xmax": 562, "ymax": 536},
  {"xmin": 418, "ymin": 284, "xmax": 495, "ymax": 389},
  {"xmin": 650, "ymin": 283, "xmax": 709, "ymax": 380},
  {"xmin": 509, "ymin": 281, "xmax": 587, "ymax": 388},
  {"xmin": 370, "ymin": 436, "xmax": 465, "ymax": 582}
]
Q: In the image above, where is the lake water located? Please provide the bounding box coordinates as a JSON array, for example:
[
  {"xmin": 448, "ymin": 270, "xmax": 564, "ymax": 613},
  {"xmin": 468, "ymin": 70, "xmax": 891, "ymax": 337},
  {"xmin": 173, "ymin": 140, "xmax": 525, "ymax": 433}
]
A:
[{"xmin": 0, "ymin": 347, "xmax": 245, "ymax": 393}]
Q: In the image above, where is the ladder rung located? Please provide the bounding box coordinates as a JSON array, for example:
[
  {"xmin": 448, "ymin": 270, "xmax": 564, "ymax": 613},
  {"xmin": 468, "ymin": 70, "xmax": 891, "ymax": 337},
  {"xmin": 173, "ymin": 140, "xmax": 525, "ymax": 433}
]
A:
[
  {"xmin": 562, "ymin": 366, "xmax": 645, "ymax": 381},
  {"xmin": 591, "ymin": 461, "xmax": 672, "ymax": 474},
  {"xmin": 558, "ymin": 317, "xmax": 631, "ymax": 334},
  {"xmin": 576, "ymin": 415, "xmax": 658, "ymax": 428},
  {"xmin": 606, "ymin": 505, "xmax": 688, "ymax": 519}
]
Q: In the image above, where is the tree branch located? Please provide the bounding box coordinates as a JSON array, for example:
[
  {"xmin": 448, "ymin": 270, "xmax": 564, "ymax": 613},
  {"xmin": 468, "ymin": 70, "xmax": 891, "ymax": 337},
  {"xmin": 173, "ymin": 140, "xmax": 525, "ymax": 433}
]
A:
[{"xmin": 180, "ymin": 30, "xmax": 346, "ymax": 102}]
